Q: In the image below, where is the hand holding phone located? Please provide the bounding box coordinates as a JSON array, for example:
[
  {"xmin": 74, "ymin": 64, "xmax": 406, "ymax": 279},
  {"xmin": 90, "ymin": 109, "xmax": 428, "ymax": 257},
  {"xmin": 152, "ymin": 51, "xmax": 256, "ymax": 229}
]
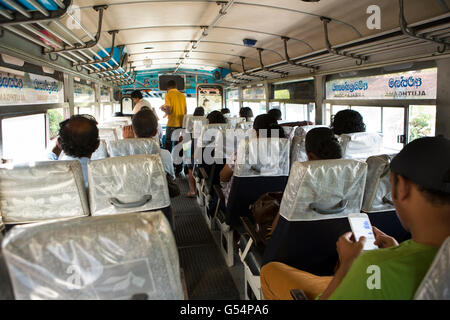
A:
[{"xmin": 348, "ymin": 213, "xmax": 378, "ymax": 251}]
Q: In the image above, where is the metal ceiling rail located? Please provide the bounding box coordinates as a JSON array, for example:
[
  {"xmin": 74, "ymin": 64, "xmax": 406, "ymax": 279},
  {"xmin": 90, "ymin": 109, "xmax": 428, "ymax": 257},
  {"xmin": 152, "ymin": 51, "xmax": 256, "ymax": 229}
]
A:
[
  {"xmin": 240, "ymin": 56, "xmax": 266, "ymax": 80},
  {"xmin": 43, "ymin": 5, "xmax": 108, "ymax": 54},
  {"xmin": 399, "ymin": 0, "xmax": 450, "ymax": 53},
  {"xmin": 320, "ymin": 17, "xmax": 368, "ymax": 66},
  {"xmin": 173, "ymin": 0, "xmax": 235, "ymax": 73},
  {"xmin": 129, "ymin": 50, "xmax": 257, "ymax": 61},
  {"xmin": 73, "ymin": 31, "xmax": 119, "ymax": 67},
  {"xmin": 0, "ymin": 0, "xmax": 72, "ymax": 27},
  {"xmin": 256, "ymin": 48, "xmax": 288, "ymax": 77},
  {"xmin": 282, "ymin": 36, "xmax": 318, "ymax": 72}
]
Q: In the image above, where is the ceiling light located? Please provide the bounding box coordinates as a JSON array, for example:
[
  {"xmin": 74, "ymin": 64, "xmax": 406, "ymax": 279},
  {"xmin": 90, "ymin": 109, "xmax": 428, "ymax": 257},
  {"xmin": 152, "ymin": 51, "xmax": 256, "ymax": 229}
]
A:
[{"xmin": 144, "ymin": 47, "xmax": 154, "ymax": 50}]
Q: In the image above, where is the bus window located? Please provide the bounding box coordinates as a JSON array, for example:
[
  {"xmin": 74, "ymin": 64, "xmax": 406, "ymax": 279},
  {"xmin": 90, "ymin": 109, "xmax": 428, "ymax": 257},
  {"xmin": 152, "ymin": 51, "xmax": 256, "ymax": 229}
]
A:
[
  {"xmin": 47, "ymin": 108, "xmax": 64, "ymax": 139},
  {"xmin": 243, "ymin": 101, "xmax": 266, "ymax": 117},
  {"xmin": 325, "ymin": 104, "xmax": 350, "ymax": 125},
  {"xmin": 409, "ymin": 105, "xmax": 436, "ymax": 142},
  {"xmin": 383, "ymin": 107, "xmax": 405, "ymax": 153},
  {"xmin": 75, "ymin": 106, "xmax": 94, "ymax": 116},
  {"xmin": 352, "ymin": 106, "xmax": 382, "ymax": 133},
  {"xmin": 186, "ymin": 97, "xmax": 197, "ymax": 115},
  {"xmin": 122, "ymin": 98, "xmax": 133, "ymax": 114},
  {"xmin": 101, "ymin": 104, "xmax": 113, "ymax": 121},
  {"xmin": 226, "ymin": 100, "xmax": 240, "ymax": 116},
  {"xmin": 2, "ymin": 114, "xmax": 47, "ymax": 163}
]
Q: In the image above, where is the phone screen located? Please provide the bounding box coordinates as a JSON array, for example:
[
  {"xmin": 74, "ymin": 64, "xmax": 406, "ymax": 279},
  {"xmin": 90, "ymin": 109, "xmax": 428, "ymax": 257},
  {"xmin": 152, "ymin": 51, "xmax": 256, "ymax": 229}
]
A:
[{"xmin": 348, "ymin": 216, "xmax": 378, "ymax": 250}]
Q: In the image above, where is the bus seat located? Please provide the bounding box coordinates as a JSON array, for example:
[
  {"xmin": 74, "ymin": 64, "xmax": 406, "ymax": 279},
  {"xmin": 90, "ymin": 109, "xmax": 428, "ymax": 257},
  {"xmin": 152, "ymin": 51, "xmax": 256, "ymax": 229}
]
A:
[
  {"xmin": 87, "ymin": 155, "xmax": 172, "ymax": 226},
  {"xmin": 98, "ymin": 127, "xmax": 119, "ymax": 142},
  {"xmin": 262, "ymin": 159, "xmax": 367, "ymax": 275},
  {"xmin": 216, "ymin": 138, "xmax": 290, "ymax": 267},
  {"xmin": 236, "ymin": 121, "xmax": 253, "ymax": 130},
  {"xmin": 0, "ymin": 161, "xmax": 90, "ymax": 224},
  {"xmin": 106, "ymin": 138, "xmax": 160, "ymax": 157},
  {"xmin": 414, "ymin": 237, "xmax": 450, "ymax": 300},
  {"xmin": 338, "ymin": 132, "xmax": 383, "ymax": 160},
  {"xmin": 293, "ymin": 125, "xmax": 328, "ymax": 138},
  {"xmin": 91, "ymin": 140, "xmax": 109, "ymax": 160},
  {"xmin": 1, "ymin": 211, "xmax": 184, "ymax": 300},
  {"xmin": 362, "ymin": 154, "xmax": 410, "ymax": 242},
  {"xmin": 184, "ymin": 116, "xmax": 208, "ymax": 136},
  {"xmin": 227, "ymin": 117, "xmax": 246, "ymax": 129},
  {"xmin": 289, "ymin": 136, "xmax": 306, "ymax": 165},
  {"xmin": 0, "ymin": 232, "xmax": 14, "ymax": 300}
]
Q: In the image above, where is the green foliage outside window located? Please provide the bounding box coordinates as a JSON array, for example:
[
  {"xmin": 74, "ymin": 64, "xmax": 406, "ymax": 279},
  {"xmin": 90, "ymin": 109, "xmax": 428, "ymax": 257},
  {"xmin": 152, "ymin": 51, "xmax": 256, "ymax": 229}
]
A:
[{"xmin": 48, "ymin": 109, "xmax": 64, "ymax": 139}]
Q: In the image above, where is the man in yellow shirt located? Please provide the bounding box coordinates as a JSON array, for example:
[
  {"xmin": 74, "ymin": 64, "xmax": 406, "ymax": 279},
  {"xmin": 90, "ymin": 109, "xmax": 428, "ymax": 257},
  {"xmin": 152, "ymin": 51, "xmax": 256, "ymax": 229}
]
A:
[{"xmin": 160, "ymin": 80, "xmax": 187, "ymax": 173}]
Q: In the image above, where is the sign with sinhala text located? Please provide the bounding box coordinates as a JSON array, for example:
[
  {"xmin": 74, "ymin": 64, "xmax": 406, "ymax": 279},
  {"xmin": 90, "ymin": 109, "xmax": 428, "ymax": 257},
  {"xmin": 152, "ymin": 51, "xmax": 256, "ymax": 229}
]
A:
[
  {"xmin": 325, "ymin": 68, "xmax": 437, "ymax": 100},
  {"xmin": 74, "ymin": 82, "xmax": 95, "ymax": 103},
  {"xmin": 0, "ymin": 67, "xmax": 64, "ymax": 106}
]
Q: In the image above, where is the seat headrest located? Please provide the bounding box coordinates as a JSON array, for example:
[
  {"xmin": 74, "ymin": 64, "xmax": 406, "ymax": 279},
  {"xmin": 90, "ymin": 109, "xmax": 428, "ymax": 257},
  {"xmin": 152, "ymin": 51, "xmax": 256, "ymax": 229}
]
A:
[
  {"xmin": 290, "ymin": 135, "xmax": 308, "ymax": 164},
  {"xmin": 106, "ymin": 138, "xmax": 160, "ymax": 158},
  {"xmin": 197, "ymin": 123, "xmax": 232, "ymax": 148},
  {"xmin": 1, "ymin": 211, "xmax": 183, "ymax": 300},
  {"xmin": 227, "ymin": 117, "xmax": 246, "ymax": 128},
  {"xmin": 212, "ymin": 129, "xmax": 254, "ymax": 161},
  {"xmin": 91, "ymin": 140, "xmax": 109, "ymax": 160},
  {"xmin": 88, "ymin": 155, "xmax": 170, "ymax": 216},
  {"xmin": 294, "ymin": 125, "xmax": 328, "ymax": 138},
  {"xmin": 98, "ymin": 127, "xmax": 119, "ymax": 142},
  {"xmin": 362, "ymin": 154, "xmax": 395, "ymax": 213},
  {"xmin": 415, "ymin": 237, "xmax": 450, "ymax": 300},
  {"xmin": 236, "ymin": 121, "xmax": 253, "ymax": 130},
  {"xmin": 187, "ymin": 117, "xmax": 208, "ymax": 139},
  {"xmin": 0, "ymin": 161, "xmax": 89, "ymax": 224},
  {"xmin": 280, "ymin": 159, "xmax": 367, "ymax": 221},
  {"xmin": 339, "ymin": 132, "xmax": 383, "ymax": 160},
  {"xmin": 234, "ymin": 138, "xmax": 290, "ymax": 177}
]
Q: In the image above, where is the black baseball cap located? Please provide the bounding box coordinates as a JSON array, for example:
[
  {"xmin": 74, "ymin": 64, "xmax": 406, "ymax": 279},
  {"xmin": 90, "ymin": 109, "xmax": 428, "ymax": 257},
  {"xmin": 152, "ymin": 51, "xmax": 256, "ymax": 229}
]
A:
[{"xmin": 390, "ymin": 136, "xmax": 450, "ymax": 193}]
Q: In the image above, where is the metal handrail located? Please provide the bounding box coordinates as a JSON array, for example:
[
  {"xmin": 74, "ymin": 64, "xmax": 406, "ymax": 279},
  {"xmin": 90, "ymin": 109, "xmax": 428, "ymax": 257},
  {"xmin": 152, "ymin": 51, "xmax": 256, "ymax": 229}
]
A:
[
  {"xmin": 256, "ymin": 48, "xmax": 288, "ymax": 77},
  {"xmin": 73, "ymin": 31, "xmax": 119, "ymax": 67},
  {"xmin": 281, "ymin": 37, "xmax": 318, "ymax": 72}
]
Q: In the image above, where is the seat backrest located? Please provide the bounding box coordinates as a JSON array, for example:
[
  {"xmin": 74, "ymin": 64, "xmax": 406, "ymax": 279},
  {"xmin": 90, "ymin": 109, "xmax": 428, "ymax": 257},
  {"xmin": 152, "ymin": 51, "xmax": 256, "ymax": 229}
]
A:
[
  {"xmin": 0, "ymin": 161, "xmax": 89, "ymax": 224},
  {"xmin": 227, "ymin": 117, "xmax": 246, "ymax": 128},
  {"xmin": 414, "ymin": 237, "xmax": 450, "ymax": 300},
  {"xmin": 226, "ymin": 138, "xmax": 290, "ymax": 225},
  {"xmin": 338, "ymin": 132, "xmax": 383, "ymax": 160},
  {"xmin": 91, "ymin": 140, "xmax": 109, "ymax": 160},
  {"xmin": 1, "ymin": 211, "xmax": 183, "ymax": 300},
  {"xmin": 289, "ymin": 135, "xmax": 307, "ymax": 165},
  {"xmin": 99, "ymin": 127, "xmax": 119, "ymax": 142},
  {"xmin": 362, "ymin": 154, "xmax": 396, "ymax": 213},
  {"xmin": 280, "ymin": 159, "xmax": 367, "ymax": 222},
  {"xmin": 88, "ymin": 154, "xmax": 170, "ymax": 216},
  {"xmin": 236, "ymin": 121, "xmax": 253, "ymax": 130},
  {"xmin": 197, "ymin": 123, "xmax": 232, "ymax": 148},
  {"xmin": 293, "ymin": 125, "xmax": 328, "ymax": 138},
  {"xmin": 106, "ymin": 138, "xmax": 160, "ymax": 158}
]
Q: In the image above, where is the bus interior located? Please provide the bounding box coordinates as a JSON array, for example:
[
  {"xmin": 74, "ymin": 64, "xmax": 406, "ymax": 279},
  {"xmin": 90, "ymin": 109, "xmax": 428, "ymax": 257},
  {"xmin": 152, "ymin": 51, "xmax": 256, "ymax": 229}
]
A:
[{"xmin": 0, "ymin": 0, "xmax": 449, "ymax": 301}]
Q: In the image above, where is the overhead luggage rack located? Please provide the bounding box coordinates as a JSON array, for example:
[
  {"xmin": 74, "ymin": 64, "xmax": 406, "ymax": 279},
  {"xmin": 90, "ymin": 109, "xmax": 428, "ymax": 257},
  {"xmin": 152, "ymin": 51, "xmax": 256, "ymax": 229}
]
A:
[{"xmin": 0, "ymin": 0, "xmax": 131, "ymax": 82}]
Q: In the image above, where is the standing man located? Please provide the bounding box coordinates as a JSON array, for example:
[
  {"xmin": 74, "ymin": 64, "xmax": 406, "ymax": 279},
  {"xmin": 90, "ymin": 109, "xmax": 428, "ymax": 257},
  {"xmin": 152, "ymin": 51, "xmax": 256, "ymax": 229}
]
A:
[{"xmin": 160, "ymin": 80, "xmax": 187, "ymax": 174}]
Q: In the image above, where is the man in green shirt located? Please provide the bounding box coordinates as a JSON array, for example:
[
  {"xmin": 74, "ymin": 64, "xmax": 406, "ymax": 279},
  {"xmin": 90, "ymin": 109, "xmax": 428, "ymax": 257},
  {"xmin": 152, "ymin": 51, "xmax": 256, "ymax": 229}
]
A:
[{"xmin": 261, "ymin": 137, "xmax": 450, "ymax": 300}]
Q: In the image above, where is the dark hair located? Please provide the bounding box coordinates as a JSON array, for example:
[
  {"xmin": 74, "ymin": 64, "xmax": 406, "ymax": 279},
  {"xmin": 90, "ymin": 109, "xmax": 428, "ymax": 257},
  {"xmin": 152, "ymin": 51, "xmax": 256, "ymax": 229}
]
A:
[
  {"xmin": 392, "ymin": 173, "xmax": 450, "ymax": 207},
  {"xmin": 268, "ymin": 108, "xmax": 282, "ymax": 121},
  {"xmin": 253, "ymin": 114, "xmax": 277, "ymax": 131},
  {"xmin": 167, "ymin": 80, "xmax": 177, "ymax": 89},
  {"xmin": 207, "ymin": 110, "xmax": 227, "ymax": 124},
  {"xmin": 305, "ymin": 127, "xmax": 342, "ymax": 160},
  {"xmin": 193, "ymin": 107, "xmax": 205, "ymax": 116},
  {"xmin": 221, "ymin": 108, "xmax": 230, "ymax": 115},
  {"xmin": 59, "ymin": 115, "xmax": 99, "ymax": 158},
  {"xmin": 131, "ymin": 90, "xmax": 143, "ymax": 100},
  {"xmin": 239, "ymin": 107, "xmax": 253, "ymax": 120},
  {"xmin": 267, "ymin": 124, "xmax": 286, "ymax": 138},
  {"xmin": 331, "ymin": 109, "xmax": 366, "ymax": 135},
  {"xmin": 132, "ymin": 109, "xmax": 158, "ymax": 138}
]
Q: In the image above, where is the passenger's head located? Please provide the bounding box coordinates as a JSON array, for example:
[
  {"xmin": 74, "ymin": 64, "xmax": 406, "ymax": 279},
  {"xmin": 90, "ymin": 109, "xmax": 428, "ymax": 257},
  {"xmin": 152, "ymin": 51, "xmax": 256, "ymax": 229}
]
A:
[
  {"xmin": 207, "ymin": 110, "xmax": 227, "ymax": 124},
  {"xmin": 305, "ymin": 127, "xmax": 342, "ymax": 161},
  {"xmin": 221, "ymin": 108, "xmax": 230, "ymax": 115},
  {"xmin": 331, "ymin": 109, "xmax": 366, "ymax": 135},
  {"xmin": 253, "ymin": 114, "xmax": 280, "ymax": 137},
  {"xmin": 131, "ymin": 90, "xmax": 143, "ymax": 104},
  {"xmin": 167, "ymin": 80, "xmax": 177, "ymax": 90},
  {"xmin": 268, "ymin": 108, "xmax": 282, "ymax": 121},
  {"xmin": 132, "ymin": 109, "xmax": 158, "ymax": 138},
  {"xmin": 239, "ymin": 107, "xmax": 254, "ymax": 121},
  {"xmin": 59, "ymin": 115, "xmax": 99, "ymax": 159},
  {"xmin": 193, "ymin": 107, "xmax": 205, "ymax": 116},
  {"xmin": 389, "ymin": 137, "xmax": 450, "ymax": 235}
]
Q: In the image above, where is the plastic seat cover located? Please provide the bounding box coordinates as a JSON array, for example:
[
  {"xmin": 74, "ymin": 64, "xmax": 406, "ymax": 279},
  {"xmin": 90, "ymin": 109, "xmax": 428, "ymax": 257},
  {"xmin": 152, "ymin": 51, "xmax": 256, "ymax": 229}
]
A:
[
  {"xmin": 339, "ymin": 132, "xmax": 383, "ymax": 160},
  {"xmin": 106, "ymin": 138, "xmax": 160, "ymax": 158},
  {"xmin": 1, "ymin": 211, "xmax": 183, "ymax": 300}
]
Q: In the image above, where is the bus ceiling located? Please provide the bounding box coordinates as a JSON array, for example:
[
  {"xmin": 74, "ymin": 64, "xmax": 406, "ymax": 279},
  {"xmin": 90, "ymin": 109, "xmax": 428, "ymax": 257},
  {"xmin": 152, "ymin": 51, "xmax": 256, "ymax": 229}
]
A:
[{"xmin": 0, "ymin": 0, "xmax": 448, "ymax": 88}]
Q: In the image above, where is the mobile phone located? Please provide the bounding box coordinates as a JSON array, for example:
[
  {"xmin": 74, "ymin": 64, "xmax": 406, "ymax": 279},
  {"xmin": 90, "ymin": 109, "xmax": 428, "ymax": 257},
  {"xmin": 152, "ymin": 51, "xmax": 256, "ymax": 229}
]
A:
[{"xmin": 348, "ymin": 213, "xmax": 378, "ymax": 251}]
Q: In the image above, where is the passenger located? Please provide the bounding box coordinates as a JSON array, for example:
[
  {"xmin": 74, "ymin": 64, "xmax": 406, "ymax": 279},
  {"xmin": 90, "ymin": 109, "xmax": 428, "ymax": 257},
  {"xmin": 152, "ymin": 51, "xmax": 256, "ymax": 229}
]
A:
[
  {"xmin": 239, "ymin": 107, "xmax": 254, "ymax": 122},
  {"xmin": 58, "ymin": 115, "xmax": 100, "ymax": 188},
  {"xmin": 219, "ymin": 114, "xmax": 285, "ymax": 205},
  {"xmin": 206, "ymin": 110, "xmax": 227, "ymax": 124},
  {"xmin": 260, "ymin": 136, "xmax": 450, "ymax": 300},
  {"xmin": 47, "ymin": 136, "xmax": 62, "ymax": 161},
  {"xmin": 161, "ymin": 80, "xmax": 187, "ymax": 154},
  {"xmin": 268, "ymin": 108, "xmax": 282, "ymax": 121},
  {"xmin": 193, "ymin": 107, "xmax": 205, "ymax": 117},
  {"xmin": 221, "ymin": 108, "xmax": 231, "ymax": 116},
  {"xmin": 131, "ymin": 109, "xmax": 176, "ymax": 179},
  {"xmin": 331, "ymin": 109, "xmax": 366, "ymax": 135},
  {"xmin": 131, "ymin": 90, "xmax": 158, "ymax": 119},
  {"xmin": 268, "ymin": 127, "xmax": 343, "ymax": 235}
]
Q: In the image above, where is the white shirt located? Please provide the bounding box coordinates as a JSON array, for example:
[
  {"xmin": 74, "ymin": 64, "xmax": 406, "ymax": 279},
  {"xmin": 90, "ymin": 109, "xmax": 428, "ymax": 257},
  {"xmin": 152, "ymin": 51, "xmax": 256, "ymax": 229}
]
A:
[
  {"xmin": 132, "ymin": 98, "xmax": 153, "ymax": 114},
  {"xmin": 59, "ymin": 153, "xmax": 90, "ymax": 189}
]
